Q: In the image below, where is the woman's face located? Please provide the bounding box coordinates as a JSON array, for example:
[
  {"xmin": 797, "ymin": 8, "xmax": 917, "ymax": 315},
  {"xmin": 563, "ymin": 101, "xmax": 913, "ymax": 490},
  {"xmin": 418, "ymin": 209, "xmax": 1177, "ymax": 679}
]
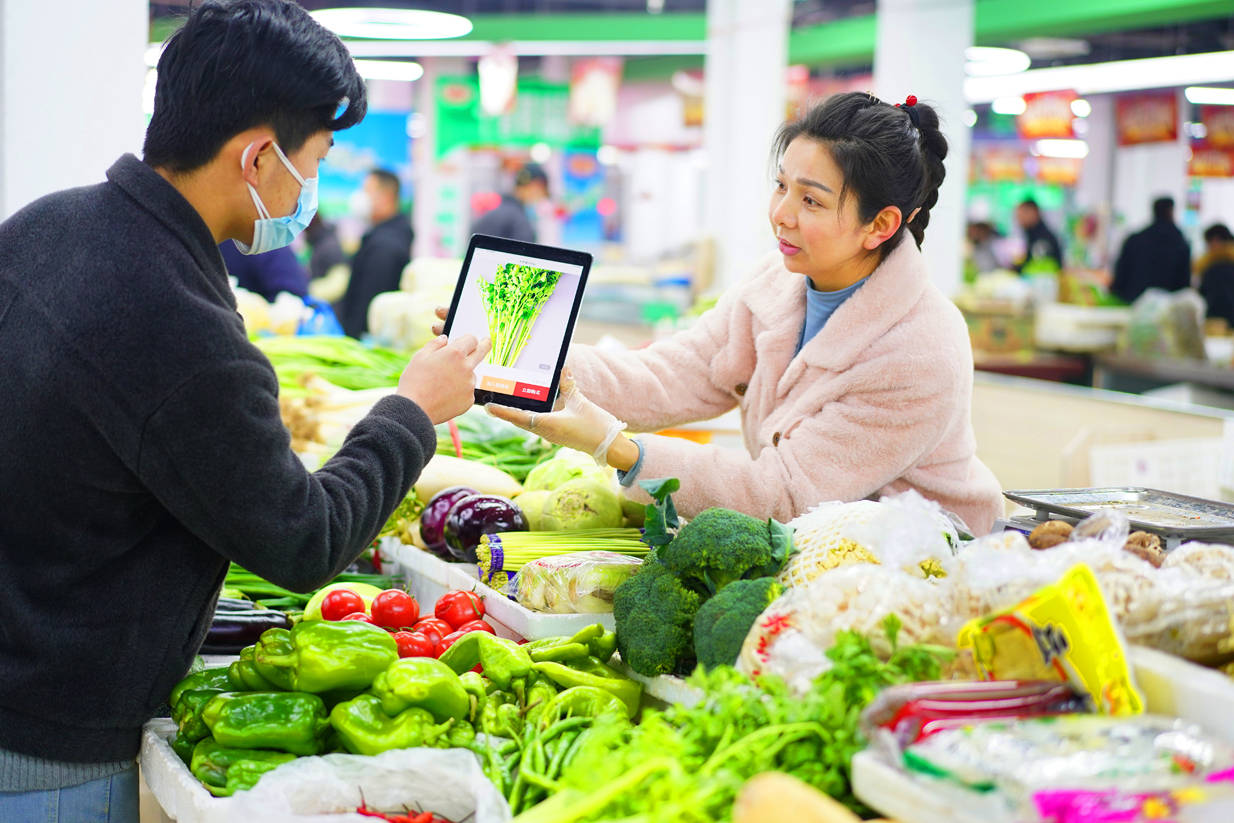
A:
[{"xmin": 769, "ymin": 137, "xmax": 882, "ymax": 288}]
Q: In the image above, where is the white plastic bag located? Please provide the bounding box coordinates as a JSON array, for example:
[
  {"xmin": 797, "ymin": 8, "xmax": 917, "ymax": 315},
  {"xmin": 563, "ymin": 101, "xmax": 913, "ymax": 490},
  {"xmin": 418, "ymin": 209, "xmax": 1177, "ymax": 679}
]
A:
[{"xmin": 226, "ymin": 747, "xmax": 511, "ymax": 823}]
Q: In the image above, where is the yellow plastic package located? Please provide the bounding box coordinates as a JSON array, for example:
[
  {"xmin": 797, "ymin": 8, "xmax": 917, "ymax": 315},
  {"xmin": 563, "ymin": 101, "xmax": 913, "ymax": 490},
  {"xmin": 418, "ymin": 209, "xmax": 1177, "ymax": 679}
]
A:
[{"xmin": 956, "ymin": 563, "xmax": 1144, "ymax": 716}]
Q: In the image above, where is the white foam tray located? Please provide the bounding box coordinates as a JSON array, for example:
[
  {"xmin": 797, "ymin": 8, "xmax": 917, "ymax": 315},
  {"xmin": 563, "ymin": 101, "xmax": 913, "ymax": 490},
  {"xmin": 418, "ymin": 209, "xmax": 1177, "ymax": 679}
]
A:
[{"xmin": 390, "ymin": 539, "xmax": 615, "ymax": 640}]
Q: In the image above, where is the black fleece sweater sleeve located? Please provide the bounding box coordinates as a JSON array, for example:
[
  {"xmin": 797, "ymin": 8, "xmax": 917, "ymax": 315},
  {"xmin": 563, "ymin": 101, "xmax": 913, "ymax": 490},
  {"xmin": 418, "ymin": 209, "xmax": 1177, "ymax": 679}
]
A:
[{"xmin": 136, "ymin": 358, "xmax": 435, "ymax": 592}]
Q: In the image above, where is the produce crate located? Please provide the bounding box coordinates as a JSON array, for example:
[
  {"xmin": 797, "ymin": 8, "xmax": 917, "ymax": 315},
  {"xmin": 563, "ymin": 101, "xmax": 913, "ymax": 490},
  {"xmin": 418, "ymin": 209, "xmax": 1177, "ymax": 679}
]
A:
[
  {"xmin": 391, "ymin": 541, "xmax": 615, "ymax": 640},
  {"xmin": 140, "ymin": 719, "xmax": 510, "ymax": 823},
  {"xmin": 851, "ymin": 645, "xmax": 1234, "ymax": 823}
]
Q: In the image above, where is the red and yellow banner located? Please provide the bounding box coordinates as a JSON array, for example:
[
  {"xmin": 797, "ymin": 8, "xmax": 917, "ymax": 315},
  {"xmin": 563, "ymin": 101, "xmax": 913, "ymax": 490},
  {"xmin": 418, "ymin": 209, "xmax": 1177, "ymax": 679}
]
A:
[
  {"xmin": 1116, "ymin": 92, "xmax": 1178, "ymax": 145},
  {"xmin": 1189, "ymin": 142, "xmax": 1234, "ymax": 178},
  {"xmin": 1036, "ymin": 156, "xmax": 1083, "ymax": 186},
  {"xmin": 1018, "ymin": 91, "xmax": 1077, "ymax": 140},
  {"xmin": 973, "ymin": 144, "xmax": 1027, "ymax": 182},
  {"xmin": 1201, "ymin": 106, "xmax": 1234, "ymax": 150}
]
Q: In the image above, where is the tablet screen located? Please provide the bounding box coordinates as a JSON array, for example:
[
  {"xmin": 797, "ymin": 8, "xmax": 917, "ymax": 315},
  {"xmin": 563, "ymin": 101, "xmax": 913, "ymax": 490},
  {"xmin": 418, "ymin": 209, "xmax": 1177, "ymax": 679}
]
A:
[{"xmin": 446, "ymin": 240, "xmax": 588, "ymax": 409}]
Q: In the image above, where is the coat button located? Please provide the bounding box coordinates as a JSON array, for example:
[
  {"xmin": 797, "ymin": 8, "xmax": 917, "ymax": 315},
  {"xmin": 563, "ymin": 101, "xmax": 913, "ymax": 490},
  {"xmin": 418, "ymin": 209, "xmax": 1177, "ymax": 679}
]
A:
[
  {"xmin": 772, "ymin": 432, "xmax": 781, "ymax": 446},
  {"xmin": 735, "ymin": 383, "xmax": 747, "ymax": 396}
]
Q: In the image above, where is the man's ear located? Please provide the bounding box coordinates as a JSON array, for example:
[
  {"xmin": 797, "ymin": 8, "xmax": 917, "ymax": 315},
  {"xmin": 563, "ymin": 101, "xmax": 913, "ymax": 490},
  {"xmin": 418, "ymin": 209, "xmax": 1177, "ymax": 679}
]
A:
[
  {"xmin": 862, "ymin": 205, "xmax": 904, "ymax": 250},
  {"xmin": 234, "ymin": 132, "xmax": 275, "ymax": 187}
]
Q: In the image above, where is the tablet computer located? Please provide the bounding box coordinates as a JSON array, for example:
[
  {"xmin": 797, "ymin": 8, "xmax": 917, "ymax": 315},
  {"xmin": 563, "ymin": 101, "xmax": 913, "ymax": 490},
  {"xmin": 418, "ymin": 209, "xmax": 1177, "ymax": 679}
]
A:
[{"xmin": 442, "ymin": 234, "xmax": 593, "ymax": 413}]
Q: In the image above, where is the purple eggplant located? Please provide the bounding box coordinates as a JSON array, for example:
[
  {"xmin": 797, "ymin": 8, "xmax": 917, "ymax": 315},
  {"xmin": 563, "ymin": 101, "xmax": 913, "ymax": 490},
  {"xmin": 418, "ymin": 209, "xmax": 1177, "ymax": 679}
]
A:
[
  {"xmin": 443, "ymin": 494, "xmax": 528, "ymax": 563},
  {"xmin": 420, "ymin": 486, "xmax": 478, "ymax": 560}
]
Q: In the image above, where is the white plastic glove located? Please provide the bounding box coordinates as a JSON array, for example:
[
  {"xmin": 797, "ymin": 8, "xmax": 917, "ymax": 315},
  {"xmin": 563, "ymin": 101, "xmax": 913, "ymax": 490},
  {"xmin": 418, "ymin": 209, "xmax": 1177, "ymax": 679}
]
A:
[{"xmin": 486, "ymin": 371, "xmax": 627, "ymax": 467}]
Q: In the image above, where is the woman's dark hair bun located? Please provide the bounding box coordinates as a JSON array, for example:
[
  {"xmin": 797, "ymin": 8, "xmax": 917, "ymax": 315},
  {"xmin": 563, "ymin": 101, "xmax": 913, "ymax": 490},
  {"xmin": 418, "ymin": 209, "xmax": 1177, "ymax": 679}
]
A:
[{"xmin": 773, "ymin": 91, "xmax": 947, "ymax": 255}]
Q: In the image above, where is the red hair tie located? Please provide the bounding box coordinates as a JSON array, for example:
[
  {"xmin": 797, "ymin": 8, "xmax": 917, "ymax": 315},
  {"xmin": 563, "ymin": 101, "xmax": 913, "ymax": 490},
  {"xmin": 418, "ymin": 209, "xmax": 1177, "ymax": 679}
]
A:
[{"xmin": 896, "ymin": 94, "xmax": 921, "ymax": 128}]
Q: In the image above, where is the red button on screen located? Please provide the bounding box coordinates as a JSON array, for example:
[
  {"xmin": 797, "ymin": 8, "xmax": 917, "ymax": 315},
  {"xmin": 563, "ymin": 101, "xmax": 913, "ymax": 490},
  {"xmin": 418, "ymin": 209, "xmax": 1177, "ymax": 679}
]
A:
[{"xmin": 513, "ymin": 382, "xmax": 550, "ymax": 401}]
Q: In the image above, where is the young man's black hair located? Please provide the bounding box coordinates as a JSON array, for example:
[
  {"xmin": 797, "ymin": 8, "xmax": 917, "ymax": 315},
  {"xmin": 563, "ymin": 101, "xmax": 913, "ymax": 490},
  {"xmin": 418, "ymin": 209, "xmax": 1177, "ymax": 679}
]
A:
[
  {"xmin": 368, "ymin": 167, "xmax": 402, "ymax": 199},
  {"xmin": 144, "ymin": 0, "xmax": 366, "ymax": 173}
]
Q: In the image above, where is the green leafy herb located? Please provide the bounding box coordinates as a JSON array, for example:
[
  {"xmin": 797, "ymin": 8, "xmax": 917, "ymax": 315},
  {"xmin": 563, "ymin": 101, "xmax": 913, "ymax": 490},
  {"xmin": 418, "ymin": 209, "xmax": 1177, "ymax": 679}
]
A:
[{"xmin": 478, "ymin": 263, "xmax": 564, "ymax": 369}]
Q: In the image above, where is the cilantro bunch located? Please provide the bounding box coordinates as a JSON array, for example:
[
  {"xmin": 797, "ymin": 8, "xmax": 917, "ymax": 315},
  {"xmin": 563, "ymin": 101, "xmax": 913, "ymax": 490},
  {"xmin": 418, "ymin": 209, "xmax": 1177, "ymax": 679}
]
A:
[
  {"xmin": 477, "ymin": 263, "xmax": 564, "ymax": 369},
  {"xmin": 514, "ymin": 616, "xmax": 952, "ymax": 823}
]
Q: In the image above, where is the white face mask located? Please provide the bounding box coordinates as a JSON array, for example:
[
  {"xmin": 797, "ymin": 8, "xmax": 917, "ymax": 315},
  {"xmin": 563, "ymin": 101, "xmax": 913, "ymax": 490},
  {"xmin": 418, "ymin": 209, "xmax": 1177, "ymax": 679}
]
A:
[{"xmin": 234, "ymin": 142, "xmax": 318, "ymax": 256}]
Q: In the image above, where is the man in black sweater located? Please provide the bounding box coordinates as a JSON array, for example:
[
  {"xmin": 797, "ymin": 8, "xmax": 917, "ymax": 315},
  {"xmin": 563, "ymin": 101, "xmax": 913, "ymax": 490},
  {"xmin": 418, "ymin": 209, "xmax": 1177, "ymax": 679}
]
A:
[
  {"xmin": 337, "ymin": 168, "xmax": 414, "ymax": 339},
  {"xmin": 1112, "ymin": 196, "xmax": 1193, "ymax": 305},
  {"xmin": 0, "ymin": 2, "xmax": 486, "ymax": 819}
]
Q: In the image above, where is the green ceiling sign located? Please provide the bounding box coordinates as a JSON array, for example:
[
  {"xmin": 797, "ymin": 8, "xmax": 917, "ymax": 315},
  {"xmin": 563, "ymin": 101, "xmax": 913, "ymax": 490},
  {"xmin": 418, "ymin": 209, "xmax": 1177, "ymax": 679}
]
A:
[{"xmin": 435, "ymin": 76, "xmax": 601, "ymax": 159}]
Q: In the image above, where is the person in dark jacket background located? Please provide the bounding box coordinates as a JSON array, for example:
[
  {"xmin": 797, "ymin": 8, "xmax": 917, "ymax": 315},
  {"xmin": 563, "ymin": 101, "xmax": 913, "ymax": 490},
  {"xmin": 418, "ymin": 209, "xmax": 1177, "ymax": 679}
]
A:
[
  {"xmin": 1198, "ymin": 223, "xmax": 1234, "ymax": 327},
  {"xmin": 471, "ymin": 162, "xmax": 549, "ymax": 243},
  {"xmin": 0, "ymin": 3, "xmax": 485, "ymax": 820},
  {"xmin": 1111, "ymin": 197, "xmax": 1192, "ymax": 304},
  {"xmin": 337, "ymin": 168, "xmax": 412, "ymax": 338},
  {"xmin": 1013, "ymin": 198, "xmax": 1064, "ymax": 273},
  {"xmin": 219, "ymin": 240, "xmax": 309, "ymax": 300}
]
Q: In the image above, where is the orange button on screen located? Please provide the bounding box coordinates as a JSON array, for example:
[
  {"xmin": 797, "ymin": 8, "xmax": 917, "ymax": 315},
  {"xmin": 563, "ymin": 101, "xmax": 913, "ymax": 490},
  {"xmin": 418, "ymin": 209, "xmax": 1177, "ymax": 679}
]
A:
[{"xmin": 479, "ymin": 375, "xmax": 515, "ymax": 394}]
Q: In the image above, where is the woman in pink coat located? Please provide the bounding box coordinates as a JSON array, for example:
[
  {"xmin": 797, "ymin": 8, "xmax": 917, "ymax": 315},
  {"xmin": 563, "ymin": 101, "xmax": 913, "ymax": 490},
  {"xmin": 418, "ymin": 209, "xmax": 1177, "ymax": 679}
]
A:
[{"xmin": 484, "ymin": 92, "xmax": 1004, "ymax": 534}]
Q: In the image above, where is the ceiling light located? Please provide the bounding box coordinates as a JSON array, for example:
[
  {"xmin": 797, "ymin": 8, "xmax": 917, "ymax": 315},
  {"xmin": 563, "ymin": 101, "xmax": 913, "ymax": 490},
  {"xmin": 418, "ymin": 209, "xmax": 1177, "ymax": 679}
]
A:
[
  {"xmin": 597, "ymin": 146, "xmax": 619, "ymax": 165},
  {"xmin": 530, "ymin": 143, "xmax": 552, "ymax": 164},
  {"xmin": 1185, "ymin": 86, "xmax": 1234, "ymax": 106},
  {"xmin": 311, "ymin": 8, "xmax": 472, "ymax": 40},
  {"xmin": 1070, "ymin": 98, "xmax": 1092, "ymax": 117},
  {"xmin": 1187, "ymin": 122, "xmax": 1209, "ymax": 139},
  {"xmin": 1034, "ymin": 139, "xmax": 1089, "ymax": 159},
  {"xmin": 1016, "ymin": 37, "xmax": 1091, "ymax": 60},
  {"xmin": 966, "ymin": 51, "xmax": 1234, "ymax": 103},
  {"xmin": 965, "ymin": 47, "xmax": 1031, "ymax": 77},
  {"xmin": 962, "ymin": 109, "xmax": 978, "ymax": 127},
  {"xmin": 991, "ymin": 96, "xmax": 1027, "ymax": 116},
  {"xmin": 353, "ymin": 59, "xmax": 424, "ymax": 82}
]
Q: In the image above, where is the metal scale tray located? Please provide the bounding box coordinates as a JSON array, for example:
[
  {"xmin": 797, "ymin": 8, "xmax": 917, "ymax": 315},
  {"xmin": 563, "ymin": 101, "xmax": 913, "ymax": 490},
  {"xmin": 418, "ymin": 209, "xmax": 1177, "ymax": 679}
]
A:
[{"xmin": 1002, "ymin": 487, "xmax": 1234, "ymax": 548}]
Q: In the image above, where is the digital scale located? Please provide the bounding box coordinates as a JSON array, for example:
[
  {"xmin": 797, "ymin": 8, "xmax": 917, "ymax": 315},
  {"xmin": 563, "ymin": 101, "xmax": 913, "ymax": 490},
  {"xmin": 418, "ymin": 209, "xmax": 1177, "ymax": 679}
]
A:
[{"xmin": 994, "ymin": 487, "xmax": 1234, "ymax": 550}]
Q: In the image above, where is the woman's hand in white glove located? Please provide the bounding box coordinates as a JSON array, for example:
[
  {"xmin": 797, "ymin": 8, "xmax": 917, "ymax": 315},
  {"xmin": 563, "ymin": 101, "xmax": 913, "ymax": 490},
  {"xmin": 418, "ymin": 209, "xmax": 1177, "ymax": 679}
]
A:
[{"xmin": 485, "ymin": 371, "xmax": 639, "ymax": 470}]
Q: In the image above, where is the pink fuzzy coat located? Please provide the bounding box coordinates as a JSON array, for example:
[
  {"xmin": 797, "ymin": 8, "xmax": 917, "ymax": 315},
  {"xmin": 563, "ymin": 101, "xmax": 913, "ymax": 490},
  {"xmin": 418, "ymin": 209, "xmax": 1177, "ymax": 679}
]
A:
[{"xmin": 569, "ymin": 240, "xmax": 1004, "ymax": 535}]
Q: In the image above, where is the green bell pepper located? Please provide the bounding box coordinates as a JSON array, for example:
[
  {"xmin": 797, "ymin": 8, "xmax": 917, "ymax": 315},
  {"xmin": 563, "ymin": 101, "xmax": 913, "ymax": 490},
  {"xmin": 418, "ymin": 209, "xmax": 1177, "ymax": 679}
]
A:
[
  {"xmin": 371, "ymin": 657, "xmax": 469, "ymax": 722},
  {"xmin": 253, "ymin": 622, "xmax": 397, "ymax": 694},
  {"xmin": 190, "ymin": 739, "xmax": 296, "ymax": 797},
  {"xmin": 169, "ymin": 668, "xmax": 234, "ymax": 710},
  {"xmin": 531, "ymin": 658, "xmax": 642, "ymax": 718},
  {"xmin": 201, "ymin": 691, "xmax": 330, "ymax": 756},
  {"xmin": 329, "ymin": 694, "xmax": 454, "ymax": 756},
  {"xmin": 228, "ymin": 646, "xmax": 276, "ymax": 691},
  {"xmin": 438, "ymin": 633, "xmax": 533, "ymax": 700},
  {"xmin": 172, "ymin": 688, "xmax": 225, "ymax": 744},
  {"xmin": 171, "ymin": 731, "xmax": 197, "ymax": 765}
]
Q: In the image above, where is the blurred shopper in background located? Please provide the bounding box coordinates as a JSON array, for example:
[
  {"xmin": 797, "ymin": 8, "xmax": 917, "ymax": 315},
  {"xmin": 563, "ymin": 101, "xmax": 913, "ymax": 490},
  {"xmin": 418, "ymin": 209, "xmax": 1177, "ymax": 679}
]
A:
[
  {"xmin": 472, "ymin": 162, "xmax": 549, "ymax": 243},
  {"xmin": 1197, "ymin": 223, "xmax": 1234, "ymax": 327},
  {"xmin": 1111, "ymin": 197, "xmax": 1192, "ymax": 305},
  {"xmin": 1013, "ymin": 198, "xmax": 1064, "ymax": 273},
  {"xmin": 304, "ymin": 213, "xmax": 346, "ymax": 280},
  {"xmin": 219, "ymin": 239, "xmax": 309, "ymax": 300},
  {"xmin": 966, "ymin": 220, "xmax": 1003, "ymax": 275},
  {"xmin": 337, "ymin": 168, "xmax": 412, "ymax": 338}
]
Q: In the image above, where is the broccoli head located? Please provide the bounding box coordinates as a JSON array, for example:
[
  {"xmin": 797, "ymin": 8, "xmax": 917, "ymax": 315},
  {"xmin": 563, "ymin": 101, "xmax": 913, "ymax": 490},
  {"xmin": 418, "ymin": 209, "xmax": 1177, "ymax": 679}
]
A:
[
  {"xmin": 656, "ymin": 508, "xmax": 794, "ymax": 596},
  {"xmin": 692, "ymin": 577, "xmax": 783, "ymax": 670},
  {"xmin": 612, "ymin": 558, "xmax": 702, "ymax": 677}
]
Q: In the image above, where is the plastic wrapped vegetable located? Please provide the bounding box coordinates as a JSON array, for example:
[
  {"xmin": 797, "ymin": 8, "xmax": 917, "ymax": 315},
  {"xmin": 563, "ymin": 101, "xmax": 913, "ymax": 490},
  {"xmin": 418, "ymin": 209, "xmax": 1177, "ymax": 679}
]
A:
[
  {"xmin": 516, "ymin": 551, "xmax": 643, "ymax": 613},
  {"xmin": 780, "ymin": 491, "xmax": 960, "ymax": 589}
]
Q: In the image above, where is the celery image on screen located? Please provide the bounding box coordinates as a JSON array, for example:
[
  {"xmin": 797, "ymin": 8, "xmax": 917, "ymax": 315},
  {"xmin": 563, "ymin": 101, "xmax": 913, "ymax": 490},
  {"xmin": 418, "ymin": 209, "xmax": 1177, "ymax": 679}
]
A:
[{"xmin": 477, "ymin": 263, "xmax": 564, "ymax": 368}]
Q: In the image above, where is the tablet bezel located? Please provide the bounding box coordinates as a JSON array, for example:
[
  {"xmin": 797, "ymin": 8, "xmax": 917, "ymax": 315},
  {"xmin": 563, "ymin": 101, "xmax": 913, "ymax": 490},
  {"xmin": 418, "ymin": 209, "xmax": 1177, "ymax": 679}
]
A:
[{"xmin": 442, "ymin": 233, "xmax": 593, "ymax": 414}]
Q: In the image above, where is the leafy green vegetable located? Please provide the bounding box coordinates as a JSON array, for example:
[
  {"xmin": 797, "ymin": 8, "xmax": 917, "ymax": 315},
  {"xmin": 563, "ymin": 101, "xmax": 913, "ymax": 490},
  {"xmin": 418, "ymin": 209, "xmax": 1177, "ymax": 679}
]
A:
[
  {"xmin": 513, "ymin": 616, "xmax": 952, "ymax": 823},
  {"xmin": 638, "ymin": 477, "xmax": 680, "ymax": 550},
  {"xmin": 252, "ymin": 335, "xmax": 407, "ymax": 394},
  {"xmin": 478, "ymin": 263, "xmax": 564, "ymax": 368}
]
